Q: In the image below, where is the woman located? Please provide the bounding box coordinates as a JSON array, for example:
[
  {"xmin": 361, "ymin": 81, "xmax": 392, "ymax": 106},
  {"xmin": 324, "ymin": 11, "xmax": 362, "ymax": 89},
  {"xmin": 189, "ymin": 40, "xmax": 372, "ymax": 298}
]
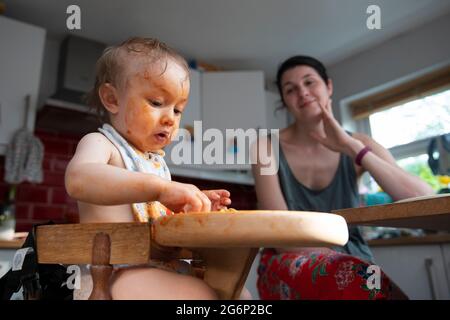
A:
[{"xmin": 251, "ymin": 56, "xmax": 434, "ymax": 299}]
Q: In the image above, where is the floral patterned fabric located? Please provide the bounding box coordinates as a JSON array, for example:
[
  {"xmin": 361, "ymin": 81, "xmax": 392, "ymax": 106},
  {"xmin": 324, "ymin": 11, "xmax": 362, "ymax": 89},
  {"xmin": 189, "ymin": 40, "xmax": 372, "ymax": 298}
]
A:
[{"xmin": 257, "ymin": 248, "xmax": 396, "ymax": 300}]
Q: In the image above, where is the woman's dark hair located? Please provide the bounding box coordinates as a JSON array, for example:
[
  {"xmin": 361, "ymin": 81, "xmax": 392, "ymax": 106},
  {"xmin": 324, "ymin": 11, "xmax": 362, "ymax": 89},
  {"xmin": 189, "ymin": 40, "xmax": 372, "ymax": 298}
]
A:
[{"xmin": 276, "ymin": 55, "xmax": 329, "ymax": 106}]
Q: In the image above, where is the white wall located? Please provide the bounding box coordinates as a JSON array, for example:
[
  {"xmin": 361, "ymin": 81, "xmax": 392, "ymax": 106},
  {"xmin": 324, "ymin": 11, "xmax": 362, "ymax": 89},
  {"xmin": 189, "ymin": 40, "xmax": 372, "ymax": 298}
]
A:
[{"xmin": 328, "ymin": 12, "xmax": 450, "ymax": 127}]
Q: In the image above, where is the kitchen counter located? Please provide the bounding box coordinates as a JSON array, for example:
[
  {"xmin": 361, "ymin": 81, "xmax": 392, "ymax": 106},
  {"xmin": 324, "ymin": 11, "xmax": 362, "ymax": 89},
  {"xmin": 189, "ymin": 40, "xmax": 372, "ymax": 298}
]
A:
[
  {"xmin": 0, "ymin": 233, "xmax": 27, "ymax": 249},
  {"xmin": 334, "ymin": 194, "xmax": 450, "ymax": 231}
]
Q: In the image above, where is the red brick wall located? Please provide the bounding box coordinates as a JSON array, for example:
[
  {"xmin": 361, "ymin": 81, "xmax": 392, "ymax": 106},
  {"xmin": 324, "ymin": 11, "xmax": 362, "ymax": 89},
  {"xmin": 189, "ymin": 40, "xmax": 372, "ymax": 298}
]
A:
[
  {"xmin": 0, "ymin": 129, "xmax": 257, "ymax": 232},
  {"xmin": 0, "ymin": 129, "xmax": 82, "ymax": 231}
]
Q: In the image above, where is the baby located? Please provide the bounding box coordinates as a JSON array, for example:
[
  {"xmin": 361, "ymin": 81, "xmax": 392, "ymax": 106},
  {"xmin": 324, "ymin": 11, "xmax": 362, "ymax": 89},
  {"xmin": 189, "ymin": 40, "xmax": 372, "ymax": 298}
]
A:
[{"xmin": 65, "ymin": 37, "xmax": 231, "ymax": 299}]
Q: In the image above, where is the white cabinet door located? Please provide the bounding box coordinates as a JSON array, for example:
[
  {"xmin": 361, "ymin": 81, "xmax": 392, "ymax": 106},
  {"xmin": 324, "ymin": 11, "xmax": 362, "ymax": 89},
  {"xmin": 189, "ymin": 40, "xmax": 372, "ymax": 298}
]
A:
[
  {"xmin": 180, "ymin": 68, "xmax": 201, "ymax": 131},
  {"xmin": 371, "ymin": 245, "xmax": 450, "ymax": 300},
  {"xmin": 202, "ymin": 71, "xmax": 266, "ymax": 131},
  {"xmin": 0, "ymin": 16, "xmax": 46, "ymax": 154},
  {"xmin": 167, "ymin": 70, "xmax": 269, "ymax": 176},
  {"xmin": 201, "ymin": 71, "xmax": 265, "ymax": 170},
  {"xmin": 164, "ymin": 68, "xmax": 201, "ymax": 166},
  {"xmin": 265, "ymin": 90, "xmax": 287, "ymax": 130}
]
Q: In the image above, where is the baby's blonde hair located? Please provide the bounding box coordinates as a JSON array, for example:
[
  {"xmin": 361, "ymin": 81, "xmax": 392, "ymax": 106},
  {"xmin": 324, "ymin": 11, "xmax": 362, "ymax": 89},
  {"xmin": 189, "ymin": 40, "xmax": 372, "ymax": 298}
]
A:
[{"xmin": 85, "ymin": 37, "xmax": 189, "ymax": 123}]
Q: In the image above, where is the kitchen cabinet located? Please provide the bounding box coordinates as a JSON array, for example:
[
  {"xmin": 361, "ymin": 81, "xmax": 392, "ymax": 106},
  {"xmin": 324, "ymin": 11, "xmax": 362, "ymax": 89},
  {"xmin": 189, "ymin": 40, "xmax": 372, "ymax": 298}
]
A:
[
  {"xmin": 265, "ymin": 90, "xmax": 287, "ymax": 130},
  {"xmin": 371, "ymin": 243, "xmax": 450, "ymax": 299},
  {"xmin": 179, "ymin": 68, "xmax": 202, "ymax": 132},
  {"xmin": 202, "ymin": 71, "xmax": 266, "ymax": 132},
  {"xmin": 164, "ymin": 68, "xmax": 200, "ymax": 167},
  {"xmin": 201, "ymin": 71, "xmax": 266, "ymax": 170},
  {"xmin": 164, "ymin": 67, "xmax": 200, "ymax": 152},
  {"xmin": 166, "ymin": 70, "xmax": 277, "ymax": 176},
  {"xmin": 0, "ymin": 16, "xmax": 46, "ymax": 155}
]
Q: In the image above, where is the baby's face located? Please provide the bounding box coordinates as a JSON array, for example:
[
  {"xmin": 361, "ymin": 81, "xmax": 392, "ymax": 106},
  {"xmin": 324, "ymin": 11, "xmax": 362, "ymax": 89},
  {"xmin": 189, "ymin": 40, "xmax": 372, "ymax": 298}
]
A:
[{"xmin": 114, "ymin": 58, "xmax": 189, "ymax": 152}]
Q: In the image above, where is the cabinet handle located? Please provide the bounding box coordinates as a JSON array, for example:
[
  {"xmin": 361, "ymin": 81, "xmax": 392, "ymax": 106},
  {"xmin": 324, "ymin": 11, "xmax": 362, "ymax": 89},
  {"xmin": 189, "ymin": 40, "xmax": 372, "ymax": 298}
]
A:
[{"xmin": 425, "ymin": 258, "xmax": 438, "ymax": 300}]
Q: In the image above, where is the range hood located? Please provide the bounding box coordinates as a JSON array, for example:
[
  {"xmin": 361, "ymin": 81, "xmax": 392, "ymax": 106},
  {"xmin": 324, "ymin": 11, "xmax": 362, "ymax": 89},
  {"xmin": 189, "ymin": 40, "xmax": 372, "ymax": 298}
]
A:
[
  {"xmin": 51, "ymin": 35, "xmax": 106, "ymax": 106},
  {"xmin": 36, "ymin": 35, "xmax": 106, "ymax": 135}
]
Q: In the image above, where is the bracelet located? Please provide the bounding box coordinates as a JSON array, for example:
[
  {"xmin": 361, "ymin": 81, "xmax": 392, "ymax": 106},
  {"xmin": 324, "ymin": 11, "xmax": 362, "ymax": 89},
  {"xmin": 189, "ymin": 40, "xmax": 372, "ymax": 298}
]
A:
[{"xmin": 355, "ymin": 146, "xmax": 372, "ymax": 166}]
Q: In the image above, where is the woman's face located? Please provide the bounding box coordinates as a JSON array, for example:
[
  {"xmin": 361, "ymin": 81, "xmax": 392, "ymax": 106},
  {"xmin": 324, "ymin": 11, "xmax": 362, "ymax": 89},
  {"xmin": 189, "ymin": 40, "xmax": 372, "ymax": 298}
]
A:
[{"xmin": 280, "ymin": 65, "xmax": 333, "ymax": 122}]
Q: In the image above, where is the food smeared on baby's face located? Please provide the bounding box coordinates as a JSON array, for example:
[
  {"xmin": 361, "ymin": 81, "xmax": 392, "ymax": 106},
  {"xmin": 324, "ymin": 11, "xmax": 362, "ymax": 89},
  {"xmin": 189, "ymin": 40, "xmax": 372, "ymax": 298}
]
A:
[{"xmin": 115, "ymin": 58, "xmax": 190, "ymax": 152}]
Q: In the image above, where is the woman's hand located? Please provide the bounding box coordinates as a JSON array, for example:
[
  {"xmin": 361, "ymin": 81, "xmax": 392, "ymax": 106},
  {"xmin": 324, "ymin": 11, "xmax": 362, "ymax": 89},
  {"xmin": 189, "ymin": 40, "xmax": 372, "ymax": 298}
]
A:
[
  {"xmin": 157, "ymin": 181, "xmax": 212, "ymax": 213},
  {"xmin": 202, "ymin": 189, "xmax": 232, "ymax": 211},
  {"xmin": 309, "ymin": 101, "xmax": 435, "ymax": 199},
  {"xmin": 309, "ymin": 99, "xmax": 364, "ymax": 157}
]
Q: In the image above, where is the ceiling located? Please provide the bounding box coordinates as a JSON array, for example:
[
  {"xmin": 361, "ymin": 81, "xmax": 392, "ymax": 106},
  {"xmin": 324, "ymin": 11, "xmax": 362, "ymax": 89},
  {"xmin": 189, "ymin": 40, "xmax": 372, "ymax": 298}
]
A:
[{"xmin": 4, "ymin": 0, "xmax": 450, "ymax": 87}]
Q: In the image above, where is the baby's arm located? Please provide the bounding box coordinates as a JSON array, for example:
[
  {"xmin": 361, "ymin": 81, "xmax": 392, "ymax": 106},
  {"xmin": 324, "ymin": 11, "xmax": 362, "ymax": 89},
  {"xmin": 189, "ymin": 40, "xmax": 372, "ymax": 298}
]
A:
[
  {"xmin": 65, "ymin": 133, "xmax": 211, "ymax": 212},
  {"xmin": 65, "ymin": 133, "xmax": 166, "ymax": 205}
]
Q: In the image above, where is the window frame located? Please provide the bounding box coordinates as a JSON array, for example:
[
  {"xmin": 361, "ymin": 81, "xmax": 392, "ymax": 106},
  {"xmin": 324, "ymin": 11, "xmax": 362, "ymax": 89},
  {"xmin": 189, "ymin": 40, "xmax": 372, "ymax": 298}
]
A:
[
  {"xmin": 341, "ymin": 62, "xmax": 450, "ymax": 163},
  {"xmin": 357, "ymin": 116, "xmax": 434, "ymax": 161}
]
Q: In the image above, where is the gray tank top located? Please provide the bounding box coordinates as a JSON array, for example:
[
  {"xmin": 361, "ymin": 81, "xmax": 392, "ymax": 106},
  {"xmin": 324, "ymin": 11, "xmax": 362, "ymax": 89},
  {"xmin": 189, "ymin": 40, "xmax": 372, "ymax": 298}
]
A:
[{"xmin": 276, "ymin": 138, "xmax": 375, "ymax": 263}]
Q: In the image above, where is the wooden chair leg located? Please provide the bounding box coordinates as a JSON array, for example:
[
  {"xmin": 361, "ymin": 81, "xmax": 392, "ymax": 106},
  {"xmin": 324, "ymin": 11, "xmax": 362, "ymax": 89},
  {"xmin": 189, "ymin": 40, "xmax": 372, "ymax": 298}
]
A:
[
  {"xmin": 88, "ymin": 233, "xmax": 113, "ymax": 300},
  {"xmin": 198, "ymin": 248, "xmax": 258, "ymax": 300}
]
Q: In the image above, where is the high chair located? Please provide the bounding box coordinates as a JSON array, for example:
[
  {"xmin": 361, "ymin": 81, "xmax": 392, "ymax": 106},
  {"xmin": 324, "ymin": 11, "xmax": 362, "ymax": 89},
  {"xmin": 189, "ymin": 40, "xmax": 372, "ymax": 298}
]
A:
[{"xmin": 35, "ymin": 210, "xmax": 349, "ymax": 299}]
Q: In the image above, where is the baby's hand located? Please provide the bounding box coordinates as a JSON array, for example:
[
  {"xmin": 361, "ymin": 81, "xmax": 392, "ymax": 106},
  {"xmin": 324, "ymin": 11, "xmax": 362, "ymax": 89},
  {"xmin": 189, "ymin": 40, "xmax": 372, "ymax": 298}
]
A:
[
  {"xmin": 202, "ymin": 189, "xmax": 231, "ymax": 211},
  {"xmin": 158, "ymin": 181, "xmax": 211, "ymax": 213}
]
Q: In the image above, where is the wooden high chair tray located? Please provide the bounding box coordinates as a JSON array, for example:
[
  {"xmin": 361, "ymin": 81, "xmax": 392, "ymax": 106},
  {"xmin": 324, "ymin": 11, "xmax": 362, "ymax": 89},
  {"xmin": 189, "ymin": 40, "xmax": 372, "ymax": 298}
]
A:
[
  {"xmin": 35, "ymin": 211, "xmax": 348, "ymax": 300},
  {"xmin": 153, "ymin": 210, "xmax": 348, "ymax": 248},
  {"xmin": 36, "ymin": 211, "xmax": 348, "ymax": 265}
]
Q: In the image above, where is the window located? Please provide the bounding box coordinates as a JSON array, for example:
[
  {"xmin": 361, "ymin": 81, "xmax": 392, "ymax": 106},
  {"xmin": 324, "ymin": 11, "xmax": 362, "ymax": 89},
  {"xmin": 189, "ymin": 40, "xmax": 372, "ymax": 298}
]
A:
[
  {"xmin": 350, "ymin": 66, "xmax": 450, "ymax": 194},
  {"xmin": 350, "ymin": 66, "xmax": 450, "ymax": 239},
  {"xmin": 369, "ymin": 89, "xmax": 450, "ymax": 149},
  {"xmin": 397, "ymin": 154, "xmax": 441, "ymax": 191}
]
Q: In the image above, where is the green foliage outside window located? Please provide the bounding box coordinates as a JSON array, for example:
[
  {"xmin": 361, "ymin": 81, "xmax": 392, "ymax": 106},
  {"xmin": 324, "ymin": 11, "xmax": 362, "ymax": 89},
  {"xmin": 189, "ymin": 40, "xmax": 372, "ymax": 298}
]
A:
[{"xmin": 401, "ymin": 162, "xmax": 441, "ymax": 191}]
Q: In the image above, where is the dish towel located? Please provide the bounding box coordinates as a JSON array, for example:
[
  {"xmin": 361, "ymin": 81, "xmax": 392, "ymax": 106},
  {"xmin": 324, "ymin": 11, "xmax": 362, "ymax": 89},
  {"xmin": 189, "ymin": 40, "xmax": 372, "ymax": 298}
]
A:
[
  {"xmin": 98, "ymin": 123, "xmax": 172, "ymax": 222},
  {"xmin": 5, "ymin": 128, "xmax": 44, "ymax": 184}
]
